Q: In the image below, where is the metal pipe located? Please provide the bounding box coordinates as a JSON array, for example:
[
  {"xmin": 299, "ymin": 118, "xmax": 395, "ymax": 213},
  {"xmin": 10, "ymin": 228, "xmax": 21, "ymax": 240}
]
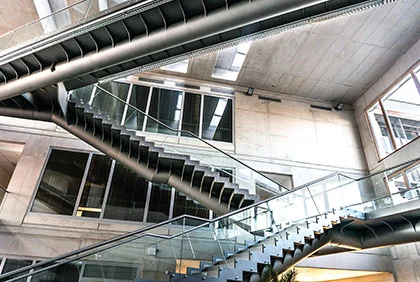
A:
[{"xmin": 0, "ymin": 0, "xmax": 327, "ymax": 99}]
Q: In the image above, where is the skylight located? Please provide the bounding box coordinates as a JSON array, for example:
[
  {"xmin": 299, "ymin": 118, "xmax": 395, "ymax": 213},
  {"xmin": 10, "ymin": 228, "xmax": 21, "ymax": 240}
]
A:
[
  {"xmin": 212, "ymin": 41, "xmax": 252, "ymax": 81},
  {"xmin": 160, "ymin": 59, "xmax": 190, "ymax": 73}
]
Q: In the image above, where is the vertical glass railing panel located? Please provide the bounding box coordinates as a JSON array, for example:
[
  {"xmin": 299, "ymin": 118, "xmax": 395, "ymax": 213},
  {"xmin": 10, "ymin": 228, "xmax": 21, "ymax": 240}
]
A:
[{"xmin": 172, "ymin": 223, "xmax": 224, "ymax": 276}]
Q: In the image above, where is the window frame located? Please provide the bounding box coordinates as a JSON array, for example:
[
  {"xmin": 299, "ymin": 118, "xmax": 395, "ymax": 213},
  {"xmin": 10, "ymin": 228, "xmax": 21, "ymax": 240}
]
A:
[
  {"xmin": 85, "ymin": 79, "xmax": 235, "ymax": 144},
  {"xmin": 365, "ymin": 60, "xmax": 420, "ymax": 160},
  {"xmin": 28, "ymin": 148, "xmax": 211, "ymax": 225}
]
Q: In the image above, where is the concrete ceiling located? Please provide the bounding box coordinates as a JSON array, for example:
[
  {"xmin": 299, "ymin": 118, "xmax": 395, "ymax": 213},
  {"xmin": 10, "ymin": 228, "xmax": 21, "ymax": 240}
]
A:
[{"xmin": 152, "ymin": 0, "xmax": 420, "ymax": 104}]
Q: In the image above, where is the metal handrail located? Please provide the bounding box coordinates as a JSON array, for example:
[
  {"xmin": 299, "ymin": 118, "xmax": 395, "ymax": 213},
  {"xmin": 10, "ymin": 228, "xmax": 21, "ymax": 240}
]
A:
[
  {"xmin": 2, "ymin": 157, "xmax": 419, "ymax": 280},
  {"xmin": 85, "ymin": 84, "xmax": 289, "ymax": 192},
  {"xmin": 0, "ymin": 184, "xmax": 8, "ymax": 193}
]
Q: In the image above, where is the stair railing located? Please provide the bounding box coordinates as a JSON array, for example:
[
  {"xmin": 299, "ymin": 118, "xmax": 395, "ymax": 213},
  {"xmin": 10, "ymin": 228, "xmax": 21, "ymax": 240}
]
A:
[
  {"xmin": 3, "ymin": 158, "xmax": 420, "ymax": 281},
  {"xmin": 70, "ymin": 84, "xmax": 289, "ymax": 197},
  {"xmin": 0, "ymin": 184, "xmax": 8, "ymax": 193},
  {"xmin": 0, "ymin": 0, "xmax": 134, "ymax": 57}
]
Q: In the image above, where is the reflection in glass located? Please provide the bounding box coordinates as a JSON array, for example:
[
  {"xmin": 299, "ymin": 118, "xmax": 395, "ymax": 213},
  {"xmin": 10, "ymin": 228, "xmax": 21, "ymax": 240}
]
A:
[
  {"xmin": 173, "ymin": 190, "xmax": 209, "ymax": 223},
  {"xmin": 30, "ymin": 263, "xmax": 80, "ymax": 282},
  {"xmin": 83, "ymin": 264, "xmax": 137, "ymax": 280},
  {"xmin": 382, "ymin": 76, "xmax": 420, "ymax": 148},
  {"xmin": 147, "ymin": 184, "xmax": 172, "ymax": 223},
  {"xmin": 146, "ymin": 88, "xmax": 183, "ymax": 135},
  {"xmin": 367, "ymin": 102, "xmax": 394, "ymax": 158},
  {"xmin": 32, "ymin": 150, "xmax": 88, "ymax": 215},
  {"xmin": 181, "ymin": 92, "xmax": 201, "ymax": 136},
  {"xmin": 72, "ymin": 84, "xmax": 94, "ymax": 103},
  {"xmin": 2, "ymin": 259, "xmax": 32, "ymax": 281},
  {"xmin": 91, "ymin": 82, "xmax": 130, "ymax": 123},
  {"xmin": 104, "ymin": 163, "xmax": 149, "ymax": 221},
  {"xmin": 125, "ymin": 84, "xmax": 150, "ymax": 131},
  {"xmin": 406, "ymin": 164, "xmax": 420, "ymax": 189},
  {"xmin": 77, "ymin": 155, "xmax": 112, "ymax": 218},
  {"xmin": 202, "ymin": 96, "xmax": 233, "ymax": 142}
]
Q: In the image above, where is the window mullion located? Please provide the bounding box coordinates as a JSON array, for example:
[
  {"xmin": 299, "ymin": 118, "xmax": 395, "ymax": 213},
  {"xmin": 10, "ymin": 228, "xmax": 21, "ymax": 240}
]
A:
[
  {"xmin": 379, "ymin": 99, "xmax": 397, "ymax": 151},
  {"xmin": 120, "ymin": 84, "xmax": 133, "ymax": 126},
  {"xmin": 143, "ymin": 182, "xmax": 152, "ymax": 222},
  {"xmin": 199, "ymin": 94, "xmax": 204, "ymax": 138},
  {"xmin": 99, "ymin": 160, "xmax": 116, "ymax": 219},
  {"xmin": 143, "ymin": 87, "xmax": 153, "ymax": 132},
  {"xmin": 73, "ymin": 153, "xmax": 94, "ymax": 216},
  {"xmin": 178, "ymin": 91, "xmax": 185, "ymax": 136}
]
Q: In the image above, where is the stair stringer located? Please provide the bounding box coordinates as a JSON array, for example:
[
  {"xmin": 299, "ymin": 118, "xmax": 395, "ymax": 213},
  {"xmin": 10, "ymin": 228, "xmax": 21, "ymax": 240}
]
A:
[{"xmin": 50, "ymin": 113, "xmax": 232, "ymax": 215}]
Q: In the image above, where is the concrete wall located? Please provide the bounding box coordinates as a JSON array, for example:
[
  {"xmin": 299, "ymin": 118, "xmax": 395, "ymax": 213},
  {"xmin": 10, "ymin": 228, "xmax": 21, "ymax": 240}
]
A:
[
  {"xmin": 0, "ymin": 0, "xmax": 38, "ymax": 35},
  {"xmin": 329, "ymin": 273, "xmax": 394, "ymax": 282},
  {"xmin": 234, "ymin": 89, "xmax": 367, "ymax": 186},
  {"xmin": 389, "ymin": 243, "xmax": 420, "ymax": 282}
]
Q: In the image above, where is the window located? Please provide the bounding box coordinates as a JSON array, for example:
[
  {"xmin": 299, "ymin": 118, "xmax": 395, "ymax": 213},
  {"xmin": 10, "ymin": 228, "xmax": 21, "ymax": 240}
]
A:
[
  {"xmin": 146, "ymin": 88, "xmax": 183, "ymax": 135},
  {"xmin": 387, "ymin": 162, "xmax": 420, "ymax": 202},
  {"xmin": 31, "ymin": 150, "xmax": 89, "ymax": 215},
  {"xmin": 202, "ymin": 96, "xmax": 233, "ymax": 142},
  {"xmin": 212, "ymin": 42, "xmax": 252, "ymax": 81},
  {"xmin": 74, "ymin": 80, "xmax": 234, "ymax": 143},
  {"xmin": 366, "ymin": 63, "xmax": 420, "ymax": 158},
  {"xmin": 77, "ymin": 154, "xmax": 112, "ymax": 218},
  {"xmin": 104, "ymin": 163, "xmax": 149, "ymax": 221},
  {"xmin": 31, "ymin": 149, "xmax": 210, "ymax": 224}
]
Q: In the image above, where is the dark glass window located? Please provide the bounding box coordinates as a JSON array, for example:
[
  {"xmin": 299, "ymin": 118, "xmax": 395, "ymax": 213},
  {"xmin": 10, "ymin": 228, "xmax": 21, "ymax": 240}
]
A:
[
  {"xmin": 2, "ymin": 258, "xmax": 32, "ymax": 273},
  {"xmin": 202, "ymin": 96, "xmax": 233, "ymax": 142},
  {"xmin": 104, "ymin": 164, "xmax": 149, "ymax": 221},
  {"xmin": 125, "ymin": 84, "xmax": 150, "ymax": 131},
  {"xmin": 147, "ymin": 184, "xmax": 172, "ymax": 223},
  {"xmin": 181, "ymin": 92, "xmax": 201, "ymax": 136},
  {"xmin": 77, "ymin": 155, "xmax": 112, "ymax": 218},
  {"xmin": 30, "ymin": 263, "xmax": 80, "ymax": 282},
  {"xmin": 146, "ymin": 88, "xmax": 183, "ymax": 135},
  {"xmin": 83, "ymin": 264, "xmax": 137, "ymax": 280},
  {"xmin": 91, "ymin": 82, "xmax": 130, "ymax": 123},
  {"xmin": 173, "ymin": 191, "xmax": 209, "ymax": 222},
  {"xmin": 32, "ymin": 150, "xmax": 89, "ymax": 215}
]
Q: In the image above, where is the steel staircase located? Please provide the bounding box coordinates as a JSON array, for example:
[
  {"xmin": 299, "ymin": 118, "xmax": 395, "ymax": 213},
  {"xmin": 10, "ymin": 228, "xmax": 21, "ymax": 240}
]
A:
[
  {"xmin": 1, "ymin": 166, "xmax": 420, "ymax": 282},
  {"xmin": 66, "ymin": 95, "xmax": 259, "ymax": 213}
]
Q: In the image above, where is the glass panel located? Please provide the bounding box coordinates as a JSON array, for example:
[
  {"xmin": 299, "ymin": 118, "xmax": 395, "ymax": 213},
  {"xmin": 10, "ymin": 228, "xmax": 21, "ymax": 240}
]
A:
[
  {"xmin": 406, "ymin": 163, "xmax": 420, "ymax": 189},
  {"xmin": 202, "ymin": 96, "xmax": 233, "ymax": 142},
  {"xmin": 91, "ymin": 82, "xmax": 130, "ymax": 124},
  {"xmin": 125, "ymin": 84, "xmax": 150, "ymax": 131},
  {"xmin": 387, "ymin": 173, "xmax": 407, "ymax": 205},
  {"xmin": 71, "ymin": 84, "xmax": 94, "ymax": 103},
  {"xmin": 77, "ymin": 155, "xmax": 112, "ymax": 218},
  {"xmin": 181, "ymin": 92, "xmax": 201, "ymax": 136},
  {"xmin": 382, "ymin": 75, "xmax": 420, "ymax": 148},
  {"xmin": 367, "ymin": 102, "xmax": 394, "ymax": 158},
  {"xmin": 31, "ymin": 150, "xmax": 89, "ymax": 215},
  {"xmin": 104, "ymin": 163, "xmax": 149, "ymax": 221},
  {"xmin": 147, "ymin": 184, "xmax": 172, "ymax": 223},
  {"xmin": 146, "ymin": 88, "xmax": 183, "ymax": 135},
  {"xmin": 172, "ymin": 190, "xmax": 209, "ymax": 224}
]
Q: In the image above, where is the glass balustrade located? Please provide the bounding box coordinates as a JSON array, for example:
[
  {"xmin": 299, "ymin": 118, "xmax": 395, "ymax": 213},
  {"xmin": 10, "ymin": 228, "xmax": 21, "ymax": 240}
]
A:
[
  {"xmin": 2, "ymin": 158, "xmax": 420, "ymax": 281},
  {"xmin": 0, "ymin": 0, "xmax": 131, "ymax": 55}
]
